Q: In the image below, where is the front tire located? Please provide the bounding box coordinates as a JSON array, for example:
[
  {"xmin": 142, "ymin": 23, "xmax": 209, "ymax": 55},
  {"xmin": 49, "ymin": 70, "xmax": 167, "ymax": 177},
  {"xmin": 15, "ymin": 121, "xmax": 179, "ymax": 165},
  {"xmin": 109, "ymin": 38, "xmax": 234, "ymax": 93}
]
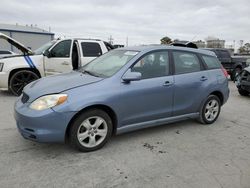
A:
[
  {"xmin": 9, "ymin": 70, "xmax": 39, "ymax": 96},
  {"xmin": 238, "ymin": 88, "xmax": 249, "ymax": 96},
  {"xmin": 198, "ymin": 95, "xmax": 221, "ymax": 124},
  {"xmin": 69, "ymin": 109, "xmax": 113, "ymax": 152}
]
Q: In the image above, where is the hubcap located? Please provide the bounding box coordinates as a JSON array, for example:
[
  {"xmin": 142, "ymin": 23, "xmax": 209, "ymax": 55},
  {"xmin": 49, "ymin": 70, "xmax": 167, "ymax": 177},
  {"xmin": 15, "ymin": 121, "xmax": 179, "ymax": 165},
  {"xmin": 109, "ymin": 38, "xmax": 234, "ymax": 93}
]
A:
[
  {"xmin": 77, "ymin": 116, "xmax": 108, "ymax": 148},
  {"xmin": 205, "ymin": 99, "xmax": 219, "ymax": 121}
]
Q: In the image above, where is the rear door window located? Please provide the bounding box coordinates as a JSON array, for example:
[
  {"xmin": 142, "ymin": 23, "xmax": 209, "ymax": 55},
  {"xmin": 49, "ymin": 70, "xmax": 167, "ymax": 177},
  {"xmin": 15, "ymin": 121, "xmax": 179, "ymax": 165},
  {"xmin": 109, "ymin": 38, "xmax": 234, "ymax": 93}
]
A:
[
  {"xmin": 219, "ymin": 50, "xmax": 231, "ymax": 58},
  {"xmin": 202, "ymin": 55, "xmax": 221, "ymax": 69},
  {"xmin": 173, "ymin": 51, "xmax": 201, "ymax": 74},
  {"xmin": 81, "ymin": 42, "xmax": 102, "ymax": 57}
]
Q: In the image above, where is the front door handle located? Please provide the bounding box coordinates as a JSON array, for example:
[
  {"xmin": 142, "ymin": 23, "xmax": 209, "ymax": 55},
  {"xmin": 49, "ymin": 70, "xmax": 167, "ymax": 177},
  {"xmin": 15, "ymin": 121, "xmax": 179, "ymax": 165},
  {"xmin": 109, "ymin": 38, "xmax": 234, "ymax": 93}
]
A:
[
  {"xmin": 163, "ymin": 81, "xmax": 173, "ymax": 86},
  {"xmin": 62, "ymin": 61, "xmax": 70, "ymax": 65},
  {"xmin": 200, "ymin": 76, "xmax": 208, "ymax": 81}
]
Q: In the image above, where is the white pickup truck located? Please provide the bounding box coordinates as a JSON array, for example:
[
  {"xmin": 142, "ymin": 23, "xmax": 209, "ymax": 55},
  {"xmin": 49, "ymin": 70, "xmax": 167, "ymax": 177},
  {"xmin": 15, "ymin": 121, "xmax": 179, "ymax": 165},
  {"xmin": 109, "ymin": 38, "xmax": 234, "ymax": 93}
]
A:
[{"xmin": 0, "ymin": 33, "xmax": 114, "ymax": 95}]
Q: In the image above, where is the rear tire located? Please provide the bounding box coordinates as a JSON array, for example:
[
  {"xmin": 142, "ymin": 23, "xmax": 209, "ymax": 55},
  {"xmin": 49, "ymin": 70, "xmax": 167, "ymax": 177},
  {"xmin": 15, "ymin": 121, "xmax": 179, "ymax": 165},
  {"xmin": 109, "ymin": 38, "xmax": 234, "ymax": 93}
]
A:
[
  {"xmin": 238, "ymin": 88, "xmax": 249, "ymax": 96},
  {"xmin": 69, "ymin": 109, "xmax": 113, "ymax": 152},
  {"xmin": 9, "ymin": 70, "xmax": 39, "ymax": 96},
  {"xmin": 198, "ymin": 95, "xmax": 221, "ymax": 124}
]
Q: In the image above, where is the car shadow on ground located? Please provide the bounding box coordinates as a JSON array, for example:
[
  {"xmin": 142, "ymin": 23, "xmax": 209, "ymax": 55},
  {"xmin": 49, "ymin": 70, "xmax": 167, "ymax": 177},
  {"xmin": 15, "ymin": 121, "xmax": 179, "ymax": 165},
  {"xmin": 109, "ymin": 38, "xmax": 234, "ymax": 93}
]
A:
[
  {"xmin": 11, "ymin": 119, "xmax": 201, "ymax": 157},
  {"xmin": 0, "ymin": 90, "xmax": 17, "ymax": 97}
]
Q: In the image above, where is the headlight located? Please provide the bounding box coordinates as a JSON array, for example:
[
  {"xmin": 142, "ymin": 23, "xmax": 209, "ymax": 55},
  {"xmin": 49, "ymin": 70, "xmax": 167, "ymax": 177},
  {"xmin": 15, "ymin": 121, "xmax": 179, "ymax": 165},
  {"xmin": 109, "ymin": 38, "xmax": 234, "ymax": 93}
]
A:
[
  {"xmin": 29, "ymin": 94, "xmax": 68, "ymax": 110},
  {"xmin": 0, "ymin": 63, "xmax": 4, "ymax": 72}
]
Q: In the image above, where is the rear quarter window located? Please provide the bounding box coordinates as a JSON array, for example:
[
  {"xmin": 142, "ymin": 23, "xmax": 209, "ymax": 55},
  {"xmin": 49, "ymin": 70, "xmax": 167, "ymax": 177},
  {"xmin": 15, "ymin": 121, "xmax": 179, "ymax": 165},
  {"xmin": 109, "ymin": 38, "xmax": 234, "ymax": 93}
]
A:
[
  {"xmin": 81, "ymin": 42, "xmax": 102, "ymax": 57},
  {"xmin": 202, "ymin": 55, "xmax": 221, "ymax": 69}
]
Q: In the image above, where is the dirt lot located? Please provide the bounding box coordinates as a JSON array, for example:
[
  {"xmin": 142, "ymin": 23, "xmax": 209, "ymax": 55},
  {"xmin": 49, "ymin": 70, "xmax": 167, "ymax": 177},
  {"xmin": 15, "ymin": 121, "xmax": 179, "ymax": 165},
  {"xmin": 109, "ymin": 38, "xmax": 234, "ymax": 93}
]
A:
[{"xmin": 0, "ymin": 82, "xmax": 249, "ymax": 188}]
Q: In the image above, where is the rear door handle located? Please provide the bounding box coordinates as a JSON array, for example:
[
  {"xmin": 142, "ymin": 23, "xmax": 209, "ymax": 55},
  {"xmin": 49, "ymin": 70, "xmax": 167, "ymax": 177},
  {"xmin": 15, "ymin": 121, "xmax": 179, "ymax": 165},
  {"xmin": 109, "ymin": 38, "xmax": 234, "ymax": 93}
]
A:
[
  {"xmin": 200, "ymin": 76, "xmax": 208, "ymax": 81},
  {"xmin": 163, "ymin": 81, "xmax": 173, "ymax": 86},
  {"xmin": 62, "ymin": 61, "xmax": 70, "ymax": 65}
]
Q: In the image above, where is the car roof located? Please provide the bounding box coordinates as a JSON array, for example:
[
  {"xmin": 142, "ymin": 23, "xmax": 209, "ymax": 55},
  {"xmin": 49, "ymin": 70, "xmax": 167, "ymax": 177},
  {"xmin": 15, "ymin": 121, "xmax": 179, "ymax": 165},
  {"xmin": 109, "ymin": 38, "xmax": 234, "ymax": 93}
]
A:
[{"xmin": 118, "ymin": 45, "xmax": 216, "ymax": 56}]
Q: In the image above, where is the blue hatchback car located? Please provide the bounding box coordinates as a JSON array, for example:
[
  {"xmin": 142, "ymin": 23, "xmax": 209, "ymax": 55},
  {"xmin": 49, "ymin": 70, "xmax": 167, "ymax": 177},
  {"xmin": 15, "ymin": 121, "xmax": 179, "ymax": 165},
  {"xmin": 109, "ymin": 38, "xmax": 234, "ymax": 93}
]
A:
[{"xmin": 14, "ymin": 46, "xmax": 229, "ymax": 151}]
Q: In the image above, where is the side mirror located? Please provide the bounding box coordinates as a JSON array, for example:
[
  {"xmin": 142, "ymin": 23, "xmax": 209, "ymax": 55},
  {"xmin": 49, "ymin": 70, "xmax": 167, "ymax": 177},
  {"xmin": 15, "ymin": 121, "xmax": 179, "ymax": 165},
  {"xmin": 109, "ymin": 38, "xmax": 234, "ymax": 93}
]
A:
[
  {"xmin": 43, "ymin": 50, "xmax": 51, "ymax": 58},
  {"xmin": 122, "ymin": 69, "xmax": 142, "ymax": 82}
]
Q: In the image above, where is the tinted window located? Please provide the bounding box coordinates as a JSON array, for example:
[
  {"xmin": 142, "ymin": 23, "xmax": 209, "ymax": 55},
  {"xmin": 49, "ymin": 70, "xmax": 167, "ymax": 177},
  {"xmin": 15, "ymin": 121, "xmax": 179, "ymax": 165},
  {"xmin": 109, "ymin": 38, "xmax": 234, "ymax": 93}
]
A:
[
  {"xmin": 50, "ymin": 40, "xmax": 71, "ymax": 58},
  {"xmin": 173, "ymin": 51, "xmax": 201, "ymax": 74},
  {"xmin": 81, "ymin": 42, "xmax": 102, "ymax": 57},
  {"xmin": 0, "ymin": 51, "xmax": 11, "ymax": 54},
  {"xmin": 219, "ymin": 50, "xmax": 231, "ymax": 58},
  {"xmin": 131, "ymin": 51, "xmax": 169, "ymax": 79},
  {"xmin": 202, "ymin": 55, "xmax": 221, "ymax": 69}
]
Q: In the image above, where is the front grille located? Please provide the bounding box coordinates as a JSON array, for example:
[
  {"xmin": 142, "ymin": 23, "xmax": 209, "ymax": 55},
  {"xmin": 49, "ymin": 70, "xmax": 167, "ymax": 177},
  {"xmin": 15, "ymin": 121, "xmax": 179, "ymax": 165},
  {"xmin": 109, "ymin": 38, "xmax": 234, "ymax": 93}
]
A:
[{"xmin": 21, "ymin": 93, "xmax": 29, "ymax": 103}]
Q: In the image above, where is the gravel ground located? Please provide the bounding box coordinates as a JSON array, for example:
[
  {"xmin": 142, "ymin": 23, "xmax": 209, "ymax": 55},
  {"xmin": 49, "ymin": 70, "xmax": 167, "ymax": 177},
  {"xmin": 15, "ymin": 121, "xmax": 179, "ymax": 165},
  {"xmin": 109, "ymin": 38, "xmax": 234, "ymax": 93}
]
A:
[{"xmin": 0, "ymin": 82, "xmax": 249, "ymax": 188}]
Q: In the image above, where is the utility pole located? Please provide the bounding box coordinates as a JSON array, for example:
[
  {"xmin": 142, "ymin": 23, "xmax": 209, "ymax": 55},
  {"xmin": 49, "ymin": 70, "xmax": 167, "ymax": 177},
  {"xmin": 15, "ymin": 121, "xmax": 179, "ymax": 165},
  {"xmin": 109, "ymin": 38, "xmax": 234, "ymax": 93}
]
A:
[
  {"xmin": 233, "ymin": 40, "xmax": 235, "ymax": 53},
  {"xmin": 126, "ymin": 36, "xmax": 128, "ymax": 47},
  {"xmin": 108, "ymin": 35, "xmax": 114, "ymax": 45}
]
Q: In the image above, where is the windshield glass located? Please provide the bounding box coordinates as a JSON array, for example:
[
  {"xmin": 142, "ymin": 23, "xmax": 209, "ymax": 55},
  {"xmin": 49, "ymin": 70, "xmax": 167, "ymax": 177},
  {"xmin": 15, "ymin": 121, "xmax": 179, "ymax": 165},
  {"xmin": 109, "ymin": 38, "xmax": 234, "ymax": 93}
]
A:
[
  {"xmin": 82, "ymin": 50, "xmax": 139, "ymax": 77},
  {"xmin": 34, "ymin": 40, "xmax": 57, "ymax": 55}
]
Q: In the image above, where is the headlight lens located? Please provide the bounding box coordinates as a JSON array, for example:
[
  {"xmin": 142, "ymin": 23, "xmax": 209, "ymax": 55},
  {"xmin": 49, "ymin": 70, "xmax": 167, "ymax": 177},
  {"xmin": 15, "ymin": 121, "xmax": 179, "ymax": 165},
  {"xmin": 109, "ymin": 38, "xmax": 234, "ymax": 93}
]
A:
[
  {"xmin": 0, "ymin": 63, "xmax": 4, "ymax": 72},
  {"xmin": 29, "ymin": 94, "xmax": 68, "ymax": 110}
]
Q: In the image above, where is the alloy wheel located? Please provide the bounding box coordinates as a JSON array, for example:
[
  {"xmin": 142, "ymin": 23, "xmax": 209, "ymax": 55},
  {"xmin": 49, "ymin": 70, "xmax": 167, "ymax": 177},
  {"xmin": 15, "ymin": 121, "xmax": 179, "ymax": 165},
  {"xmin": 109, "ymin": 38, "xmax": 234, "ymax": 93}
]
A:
[
  {"xmin": 204, "ymin": 99, "xmax": 219, "ymax": 121},
  {"xmin": 10, "ymin": 71, "xmax": 38, "ymax": 95},
  {"xmin": 77, "ymin": 116, "xmax": 108, "ymax": 148}
]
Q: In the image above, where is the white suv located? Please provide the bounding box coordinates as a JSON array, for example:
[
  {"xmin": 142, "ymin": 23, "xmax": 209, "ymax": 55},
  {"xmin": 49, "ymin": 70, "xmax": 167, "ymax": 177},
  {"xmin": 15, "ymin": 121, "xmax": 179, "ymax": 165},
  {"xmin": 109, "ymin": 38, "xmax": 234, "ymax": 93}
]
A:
[{"xmin": 0, "ymin": 33, "xmax": 113, "ymax": 95}]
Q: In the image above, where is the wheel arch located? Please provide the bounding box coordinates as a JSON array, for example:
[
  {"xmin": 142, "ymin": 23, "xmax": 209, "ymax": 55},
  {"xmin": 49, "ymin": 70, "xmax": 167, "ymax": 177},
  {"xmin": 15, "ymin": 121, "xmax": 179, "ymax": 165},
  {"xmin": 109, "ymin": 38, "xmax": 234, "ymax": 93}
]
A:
[
  {"xmin": 209, "ymin": 91, "xmax": 224, "ymax": 105},
  {"xmin": 8, "ymin": 68, "xmax": 41, "ymax": 86},
  {"xmin": 65, "ymin": 104, "xmax": 118, "ymax": 142}
]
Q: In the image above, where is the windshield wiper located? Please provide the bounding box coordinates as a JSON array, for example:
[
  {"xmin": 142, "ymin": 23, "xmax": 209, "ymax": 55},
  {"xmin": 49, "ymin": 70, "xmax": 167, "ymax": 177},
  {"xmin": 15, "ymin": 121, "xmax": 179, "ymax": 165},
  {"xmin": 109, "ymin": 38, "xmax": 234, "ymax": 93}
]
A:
[{"xmin": 82, "ymin": 70, "xmax": 100, "ymax": 77}]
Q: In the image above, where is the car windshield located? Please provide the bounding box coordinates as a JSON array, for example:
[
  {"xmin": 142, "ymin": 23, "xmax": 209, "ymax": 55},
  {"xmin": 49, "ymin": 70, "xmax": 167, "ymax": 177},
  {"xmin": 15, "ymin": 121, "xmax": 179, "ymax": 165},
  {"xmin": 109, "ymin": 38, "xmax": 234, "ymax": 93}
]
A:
[
  {"xmin": 34, "ymin": 40, "xmax": 57, "ymax": 55},
  {"xmin": 82, "ymin": 50, "xmax": 139, "ymax": 77}
]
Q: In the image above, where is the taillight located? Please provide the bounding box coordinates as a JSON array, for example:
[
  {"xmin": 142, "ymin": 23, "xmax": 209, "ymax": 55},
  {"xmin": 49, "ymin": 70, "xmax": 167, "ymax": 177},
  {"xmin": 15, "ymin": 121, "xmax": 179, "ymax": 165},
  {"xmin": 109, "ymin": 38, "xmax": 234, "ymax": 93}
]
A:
[{"xmin": 221, "ymin": 67, "xmax": 229, "ymax": 78}]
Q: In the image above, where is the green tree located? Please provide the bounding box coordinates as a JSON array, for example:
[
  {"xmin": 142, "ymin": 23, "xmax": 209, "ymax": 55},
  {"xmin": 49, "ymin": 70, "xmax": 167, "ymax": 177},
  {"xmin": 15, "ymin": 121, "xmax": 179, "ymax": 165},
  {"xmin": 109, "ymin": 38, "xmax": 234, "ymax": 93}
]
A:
[
  {"xmin": 160, "ymin": 36, "xmax": 172, "ymax": 45},
  {"xmin": 238, "ymin": 43, "xmax": 250, "ymax": 54}
]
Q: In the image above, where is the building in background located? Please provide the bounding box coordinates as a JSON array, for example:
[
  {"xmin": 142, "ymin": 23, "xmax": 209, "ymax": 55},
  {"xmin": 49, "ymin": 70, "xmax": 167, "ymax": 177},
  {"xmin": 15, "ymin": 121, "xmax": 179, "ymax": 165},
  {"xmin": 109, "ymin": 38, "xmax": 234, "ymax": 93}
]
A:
[
  {"xmin": 0, "ymin": 23, "xmax": 54, "ymax": 53},
  {"xmin": 193, "ymin": 40, "xmax": 206, "ymax": 48},
  {"xmin": 206, "ymin": 37, "xmax": 225, "ymax": 48}
]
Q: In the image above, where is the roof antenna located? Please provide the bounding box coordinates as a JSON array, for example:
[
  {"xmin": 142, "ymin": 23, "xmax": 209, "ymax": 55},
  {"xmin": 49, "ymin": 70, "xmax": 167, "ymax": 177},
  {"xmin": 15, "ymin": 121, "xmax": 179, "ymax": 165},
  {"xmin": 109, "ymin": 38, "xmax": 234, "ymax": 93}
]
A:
[{"xmin": 190, "ymin": 35, "xmax": 197, "ymax": 42}]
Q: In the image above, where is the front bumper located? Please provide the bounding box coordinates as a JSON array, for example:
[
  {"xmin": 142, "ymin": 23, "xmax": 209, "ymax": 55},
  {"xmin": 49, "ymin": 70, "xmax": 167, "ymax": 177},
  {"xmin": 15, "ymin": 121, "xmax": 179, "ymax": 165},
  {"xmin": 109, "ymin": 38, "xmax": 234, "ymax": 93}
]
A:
[
  {"xmin": 0, "ymin": 72, "xmax": 9, "ymax": 90},
  {"xmin": 14, "ymin": 97, "xmax": 75, "ymax": 143}
]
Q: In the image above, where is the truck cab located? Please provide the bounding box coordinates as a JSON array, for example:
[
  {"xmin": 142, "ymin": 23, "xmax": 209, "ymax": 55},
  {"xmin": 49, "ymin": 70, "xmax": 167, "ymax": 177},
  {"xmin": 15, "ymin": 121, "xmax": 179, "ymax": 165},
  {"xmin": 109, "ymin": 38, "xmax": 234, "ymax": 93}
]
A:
[
  {"xmin": 39, "ymin": 38, "xmax": 112, "ymax": 76},
  {"xmin": 0, "ymin": 33, "xmax": 114, "ymax": 95},
  {"xmin": 204, "ymin": 48, "xmax": 247, "ymax": 80}
]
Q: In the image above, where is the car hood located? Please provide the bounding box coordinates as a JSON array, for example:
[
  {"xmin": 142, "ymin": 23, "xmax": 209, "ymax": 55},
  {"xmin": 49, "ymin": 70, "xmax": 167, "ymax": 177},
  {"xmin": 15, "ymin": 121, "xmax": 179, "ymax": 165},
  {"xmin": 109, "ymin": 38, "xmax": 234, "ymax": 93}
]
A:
[
  {"xmin": 23, "ymin": 71, "xmax": 104, "ymax": 101},
  {"xmin": 0, "ymin": 32, "xmax": 33, "ymax": 55}
]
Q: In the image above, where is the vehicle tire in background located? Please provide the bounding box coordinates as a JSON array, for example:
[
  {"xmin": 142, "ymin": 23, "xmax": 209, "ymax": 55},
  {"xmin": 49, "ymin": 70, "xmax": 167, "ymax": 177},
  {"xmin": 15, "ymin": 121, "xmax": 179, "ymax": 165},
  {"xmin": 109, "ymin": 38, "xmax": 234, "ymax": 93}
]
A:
[
  {"xmin": 238, "ymin": 88, "xmax": 249, "ymax": 96},
  {"xmin": 9, "ymin": 70, "xmax": 39, "ymax": 96},
  {"xmin": 69, "ymin": 109, "xmax": 113, "ymax": 152},
  {"xmin": 198, "ymin": 95, "xmax": 221, "ymax": 124}
]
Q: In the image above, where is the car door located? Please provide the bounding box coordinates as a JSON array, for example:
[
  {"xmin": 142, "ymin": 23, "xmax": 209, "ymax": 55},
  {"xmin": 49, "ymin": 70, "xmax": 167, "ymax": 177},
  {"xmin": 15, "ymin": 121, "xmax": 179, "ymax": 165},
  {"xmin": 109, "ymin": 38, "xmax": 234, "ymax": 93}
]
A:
[
  {"xmin": 79, "ymin": 41, "xmax": 103, "ymax": 66},
  {"xmin": 44, "ymin": 39, "xmax": 73, "ymax": 76},
  {"xmin": 172, "ymin": 50, "xmax": 209, "ymax": 116},
  {"xmin": 119, "ymin": 50, "xmax": 174, "ymax": 126}
]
